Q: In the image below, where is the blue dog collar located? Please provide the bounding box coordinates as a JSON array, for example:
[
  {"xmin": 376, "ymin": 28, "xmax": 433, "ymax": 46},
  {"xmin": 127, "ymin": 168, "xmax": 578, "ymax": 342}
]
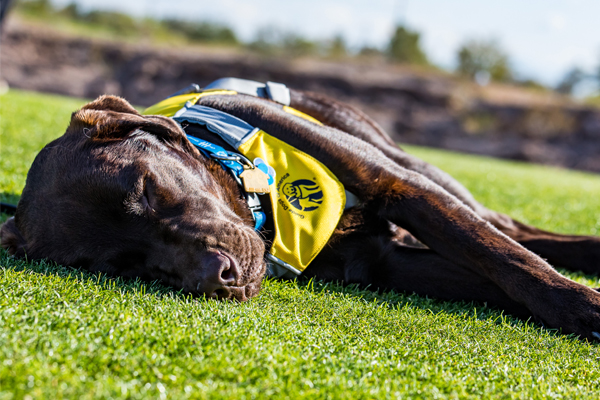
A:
[{"xmin": 183, "ymin": 134, "xmax": 267, "ymax": 231}]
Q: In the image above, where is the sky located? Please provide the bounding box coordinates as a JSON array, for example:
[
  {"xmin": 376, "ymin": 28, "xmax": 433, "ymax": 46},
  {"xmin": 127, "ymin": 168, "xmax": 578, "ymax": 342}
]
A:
[{"xmin": 50, "ymin": 0, "xmax": 600, "ymax": 88}]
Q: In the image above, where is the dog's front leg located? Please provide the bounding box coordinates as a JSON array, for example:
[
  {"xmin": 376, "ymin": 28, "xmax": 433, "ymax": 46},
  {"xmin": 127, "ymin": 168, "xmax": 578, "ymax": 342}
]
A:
[
  {"xmin": 197, "ymin": 95, "xmax": 600, "ymax": 340},
  {"xmin": 289, "ymin": 90, "xmax": 600, "ymax": 276}
]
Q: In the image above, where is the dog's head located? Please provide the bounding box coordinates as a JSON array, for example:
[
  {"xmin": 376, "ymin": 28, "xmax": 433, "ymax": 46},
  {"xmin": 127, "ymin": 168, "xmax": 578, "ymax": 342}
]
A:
[{"xmin": 0, "ymin": 95, "xmax": 266, "ymax": 300}]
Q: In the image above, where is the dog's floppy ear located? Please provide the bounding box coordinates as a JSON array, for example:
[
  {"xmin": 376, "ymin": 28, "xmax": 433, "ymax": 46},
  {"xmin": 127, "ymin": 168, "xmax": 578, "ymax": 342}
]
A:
[
  {"xmin": 68, "ymin": 95, "xmax": 140, "ymax": 134},
  {"xmin": 81, "ymin": 94, "xmax": 140, "ymax": 115},
  {"xmin": 0, "ymin": 217, "xmax": 28, "ymax": 257},
  {"xmin": 68, "ymin": 95, "xmax": 189, "ymax": 147}
]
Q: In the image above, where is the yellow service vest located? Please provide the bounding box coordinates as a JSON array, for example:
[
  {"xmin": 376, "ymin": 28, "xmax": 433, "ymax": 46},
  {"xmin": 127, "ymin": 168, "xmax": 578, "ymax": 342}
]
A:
[{"xmin": 144, "ymin": 90, "xmax": 346, "ymax": 277}]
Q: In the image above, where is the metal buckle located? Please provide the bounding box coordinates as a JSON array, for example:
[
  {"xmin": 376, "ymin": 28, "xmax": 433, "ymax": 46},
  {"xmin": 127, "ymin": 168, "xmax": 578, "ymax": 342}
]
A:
[
  {"xmin": 168, "ymin": 83, "xmax": 201, "ymax": 98},
  {"xmin": 209, "ymin": 153, "xmax": 255, "ymax": 169}
]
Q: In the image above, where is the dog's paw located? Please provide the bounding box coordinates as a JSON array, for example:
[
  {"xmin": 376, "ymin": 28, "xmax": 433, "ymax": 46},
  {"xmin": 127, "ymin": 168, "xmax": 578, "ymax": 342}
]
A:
[{"xmin": 534, "ymin": 283, "xmax": 600, "ymax": 341}]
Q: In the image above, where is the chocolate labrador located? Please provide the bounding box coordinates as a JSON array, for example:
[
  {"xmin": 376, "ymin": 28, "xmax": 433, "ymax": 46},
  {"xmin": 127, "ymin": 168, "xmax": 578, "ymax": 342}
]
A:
[{"xmin": 2, "ymin": 81, "xmax": 600, "ymax": 340}]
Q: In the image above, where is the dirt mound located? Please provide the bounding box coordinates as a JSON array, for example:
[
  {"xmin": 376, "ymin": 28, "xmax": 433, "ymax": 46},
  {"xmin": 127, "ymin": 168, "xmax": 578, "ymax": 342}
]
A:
[{"xmin": 2, "ymin": 21, "xmax": 600, "ymax": 172}]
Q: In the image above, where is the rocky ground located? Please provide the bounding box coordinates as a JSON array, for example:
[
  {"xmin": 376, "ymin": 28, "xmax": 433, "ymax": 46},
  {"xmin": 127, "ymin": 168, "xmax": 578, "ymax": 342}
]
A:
[{"xmin": 2, "ymin": 20, "xmax": 600, "ymax": 173}]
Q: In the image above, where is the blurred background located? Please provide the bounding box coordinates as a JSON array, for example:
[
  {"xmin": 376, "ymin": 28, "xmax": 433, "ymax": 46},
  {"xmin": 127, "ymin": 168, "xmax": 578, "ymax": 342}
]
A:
[{"xmin": 1, "ymin": 0, "xmax": 600, "ymax": 172}]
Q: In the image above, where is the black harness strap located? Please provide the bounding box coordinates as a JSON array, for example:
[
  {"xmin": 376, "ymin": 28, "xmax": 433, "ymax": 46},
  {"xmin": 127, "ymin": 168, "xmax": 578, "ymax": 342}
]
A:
[{"xmin": 1, "ymin": 202, "xmax": 17, "ymax": 215}]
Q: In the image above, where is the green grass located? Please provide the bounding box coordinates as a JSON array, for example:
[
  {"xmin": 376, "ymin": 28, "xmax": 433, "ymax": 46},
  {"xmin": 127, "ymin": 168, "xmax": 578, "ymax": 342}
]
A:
[
  {"xmin": 0, "ymin": 90, "xmax": 88, "ymax": 206},
  {"xmin": 1, "ymin": 89, "xmax": 600, "ymax": 399}
]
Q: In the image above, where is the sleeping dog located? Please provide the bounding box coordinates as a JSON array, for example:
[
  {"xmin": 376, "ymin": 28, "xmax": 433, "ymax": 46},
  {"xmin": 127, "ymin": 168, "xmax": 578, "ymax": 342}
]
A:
[{"xmin": 2, "ymin": 78, "xmax": 600, "ymax": 340}]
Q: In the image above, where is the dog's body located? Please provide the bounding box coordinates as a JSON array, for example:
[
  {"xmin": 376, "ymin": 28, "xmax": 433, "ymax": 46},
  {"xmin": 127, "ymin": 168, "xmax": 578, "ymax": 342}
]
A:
[{"xmin": 3, "ymin": 84, "xmax": 600, "ymax": 340}]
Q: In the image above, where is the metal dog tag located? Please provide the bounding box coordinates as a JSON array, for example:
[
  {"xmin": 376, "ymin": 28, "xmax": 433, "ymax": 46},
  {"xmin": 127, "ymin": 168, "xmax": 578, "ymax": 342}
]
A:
[{"xmin": 239, "ymin": 168, "xmax": 271, "ymax": 193}]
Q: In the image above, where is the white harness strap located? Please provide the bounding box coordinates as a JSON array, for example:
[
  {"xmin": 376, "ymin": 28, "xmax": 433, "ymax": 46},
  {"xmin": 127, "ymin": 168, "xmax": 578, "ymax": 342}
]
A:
[
  {"xmin": 174, "ymin": 103, "xmax": 259, "ymax": 149},
  {"xmin": 204, "ymin": 77, "xmax": 291, "ymax": 106}
]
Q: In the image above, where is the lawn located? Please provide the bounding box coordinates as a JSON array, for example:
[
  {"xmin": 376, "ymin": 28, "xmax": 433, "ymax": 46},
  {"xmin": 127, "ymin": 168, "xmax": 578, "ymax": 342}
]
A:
[{"xmin": 1, "ymin": 89, "xmax": 600, "ymax": 399}]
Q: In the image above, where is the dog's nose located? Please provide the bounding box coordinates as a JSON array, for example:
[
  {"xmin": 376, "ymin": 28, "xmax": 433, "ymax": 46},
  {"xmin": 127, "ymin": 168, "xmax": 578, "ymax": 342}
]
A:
[{"xmin": 197, "ymin": 251, "xmax": 246, "ymax": 301}]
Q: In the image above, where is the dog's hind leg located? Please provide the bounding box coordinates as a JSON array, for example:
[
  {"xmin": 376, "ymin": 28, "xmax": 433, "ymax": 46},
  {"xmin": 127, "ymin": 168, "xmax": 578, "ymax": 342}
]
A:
[{"xmin": 482, "ymin": 215, "xmax": 600, "ymax": 275}]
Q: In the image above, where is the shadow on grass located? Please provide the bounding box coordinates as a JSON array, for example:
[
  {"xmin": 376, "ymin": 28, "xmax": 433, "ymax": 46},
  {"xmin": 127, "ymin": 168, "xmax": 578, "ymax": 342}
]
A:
[
  {"xmin": 0, "ymin": 249, "xmax": 189, "ymax": 302},
  {"xmin": 287, "ymin": 277, "xmax": 600, "ymax": 344},
  {"xmin": 3, "ymin": 247, "xmax": 596, "ymax": 344},
  {"xmin": 295, "ymin": 277, "xmax": 538, "ymax": 326}
]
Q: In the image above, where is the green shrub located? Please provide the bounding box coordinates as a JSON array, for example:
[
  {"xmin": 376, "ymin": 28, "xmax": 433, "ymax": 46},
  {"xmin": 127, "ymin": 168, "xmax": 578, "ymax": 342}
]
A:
[{"xmin": 387, "ymin": 25, "xmax": 429, "ymax": 65}]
